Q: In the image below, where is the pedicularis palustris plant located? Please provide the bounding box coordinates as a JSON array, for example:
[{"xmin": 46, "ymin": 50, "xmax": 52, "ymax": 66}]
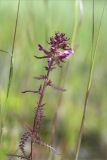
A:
[{"xmin": 9, "ymin": 33, "xmax": 74, "ymax": 160}]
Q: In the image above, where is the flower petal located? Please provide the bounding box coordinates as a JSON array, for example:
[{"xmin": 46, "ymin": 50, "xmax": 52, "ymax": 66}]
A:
[{"xmin": 58, "ymin": 49, "xmax": 74, "ymax": 59}]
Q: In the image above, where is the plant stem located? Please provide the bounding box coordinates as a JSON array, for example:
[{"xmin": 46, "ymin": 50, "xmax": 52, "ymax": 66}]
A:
[{"xmin": 30, "ymin": 60, "xmax": 53, "ymax": 160}]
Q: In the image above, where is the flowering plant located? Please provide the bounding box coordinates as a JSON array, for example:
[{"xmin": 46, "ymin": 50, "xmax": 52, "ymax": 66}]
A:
[{"xmin": 9, "ymin": 32, "xmax": 74, "ymax": 160}]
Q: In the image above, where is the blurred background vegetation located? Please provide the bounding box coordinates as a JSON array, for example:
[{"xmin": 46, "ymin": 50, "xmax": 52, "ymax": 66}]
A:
[{"xmin": 0, "ymin": 0, "xmax": 107, "ymax": 160}]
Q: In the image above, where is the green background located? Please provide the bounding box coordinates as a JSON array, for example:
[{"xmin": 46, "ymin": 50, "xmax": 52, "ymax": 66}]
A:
[{"xmin": 0, "ymin": 0, "xmax": 107, "ymax": 159}]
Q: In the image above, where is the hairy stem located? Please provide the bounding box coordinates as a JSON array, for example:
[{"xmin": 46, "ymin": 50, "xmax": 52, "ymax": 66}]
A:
[{"xmin": 30, "ymin": 60, "xmax": 53, "ymax": 160}]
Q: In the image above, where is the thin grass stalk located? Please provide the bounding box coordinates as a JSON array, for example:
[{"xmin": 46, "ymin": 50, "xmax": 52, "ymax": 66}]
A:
[
  {"xmin": 49, "ymin": 1, "xmax": 83, "ymax": 160},
  {"xmin": 6, "ymin": 0, "xmax": 20, "ymax": 99},
  {"xmin": 92, "ymin": 0, "xmax": 94, "ymax": 47},
  {"xmin": 74, "ymin": 1, "xmax": 106, "ymax": 160},
  {"xmin": 0, "ymin": 0, "xmax": 20, "ymax": 152},
  {"xmin": 71, "ymin": 0, "xmax": 83, "ymax": 49}
]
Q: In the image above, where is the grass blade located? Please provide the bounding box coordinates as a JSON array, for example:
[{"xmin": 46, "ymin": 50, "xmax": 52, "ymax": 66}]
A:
[
  {"xmin": 6, "ymin": 0, "xmax": 20, "ymax": 99},
  {"xmin": 74, "ymin": 1, "xmax": 106, "ymax": 160},
  {"xmin": 0, "ymin": 0, "xmax": 21, "ymax": 153}
]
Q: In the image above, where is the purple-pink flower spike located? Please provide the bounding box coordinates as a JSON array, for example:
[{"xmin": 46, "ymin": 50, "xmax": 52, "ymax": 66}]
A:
[{"xmin": 38, "ymin": 32, "xmax": 74, "ymax": 66}]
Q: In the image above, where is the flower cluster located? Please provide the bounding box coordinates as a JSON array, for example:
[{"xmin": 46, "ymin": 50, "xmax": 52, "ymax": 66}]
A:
[{"xmin": 38, "ymin": 32, "xmax": 74, "ymax": 65}]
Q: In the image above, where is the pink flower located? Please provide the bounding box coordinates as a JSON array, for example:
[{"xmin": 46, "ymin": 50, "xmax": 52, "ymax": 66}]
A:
[{"xmin": 58, "ymin": 49, "xmax": 74, "ymax": 59}]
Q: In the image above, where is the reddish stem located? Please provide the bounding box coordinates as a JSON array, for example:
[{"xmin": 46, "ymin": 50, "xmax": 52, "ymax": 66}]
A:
[{"xmin": 30, "ymin": 60, "xmax": 53, "ymax": 160}]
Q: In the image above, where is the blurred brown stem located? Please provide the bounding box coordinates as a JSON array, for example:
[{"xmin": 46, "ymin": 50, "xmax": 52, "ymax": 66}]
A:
[{"xmin": 51, "ymin": 63, "xmax": 69, "ymax": 160}]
